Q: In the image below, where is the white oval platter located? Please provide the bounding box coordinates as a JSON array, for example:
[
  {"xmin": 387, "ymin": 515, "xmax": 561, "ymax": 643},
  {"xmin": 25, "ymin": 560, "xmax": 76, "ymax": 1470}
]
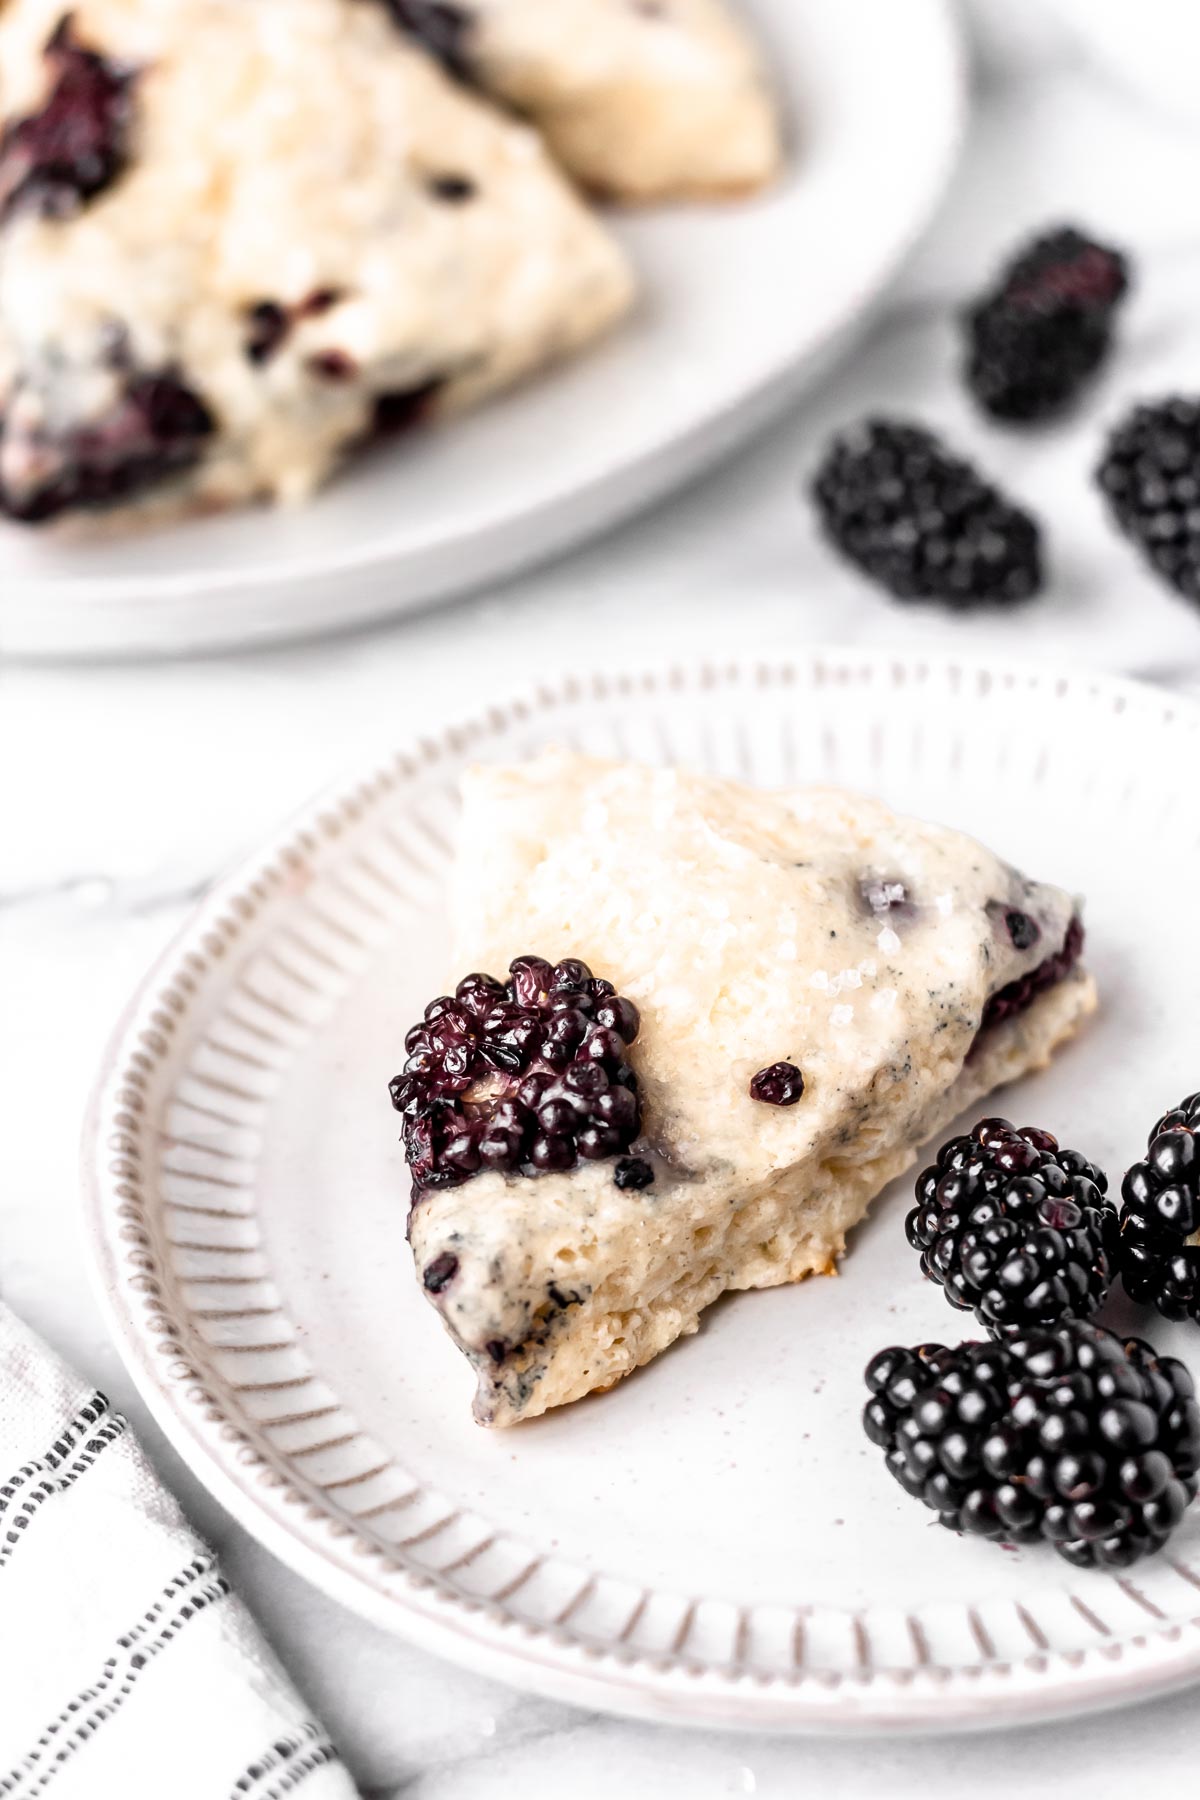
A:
[
  {"xmin": 84, "ymin": 652, "xmax": 1200, "ymax": 1731},
  {"xmin": 3, "ymin": 0, "xmax": 964, "ymax": 658}
]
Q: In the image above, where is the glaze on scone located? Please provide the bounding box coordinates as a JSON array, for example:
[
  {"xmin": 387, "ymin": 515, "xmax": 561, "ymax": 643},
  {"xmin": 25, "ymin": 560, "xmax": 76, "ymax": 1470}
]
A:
[
  {"xmin": 405, "ymin": 754, "xmax": 1098, "ymax": 1426},
  {"xmin": 386, "ymin": 0, "xmax": 782, "ymax": 200},
  {"xmin": 0, "ymin": 0, "xmax": 634, "ymax": 524}
]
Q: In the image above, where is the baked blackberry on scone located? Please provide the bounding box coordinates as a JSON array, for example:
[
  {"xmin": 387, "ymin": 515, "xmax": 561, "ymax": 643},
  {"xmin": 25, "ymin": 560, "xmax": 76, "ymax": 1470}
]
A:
[
  {"xmin": 390, "ymin": 753, "xmax": 1098, "ymax": 1426},
  {"xmin": 385, "ymin": 0, "xmax": 783, "ymax": 200},
  {"xmin": 0, "ymin": 0, "xmax": 633, "ymax": 525}
]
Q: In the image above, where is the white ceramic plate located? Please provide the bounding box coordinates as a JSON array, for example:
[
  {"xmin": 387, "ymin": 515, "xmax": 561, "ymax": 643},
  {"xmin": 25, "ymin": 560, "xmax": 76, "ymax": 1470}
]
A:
[
  {"xmin": 3, "ymin": 1, "xmax": 964, "ymax": 660},
  {"xmin": 84, "ymin": 652, "xmax": 1200, "ymax": 1733}
]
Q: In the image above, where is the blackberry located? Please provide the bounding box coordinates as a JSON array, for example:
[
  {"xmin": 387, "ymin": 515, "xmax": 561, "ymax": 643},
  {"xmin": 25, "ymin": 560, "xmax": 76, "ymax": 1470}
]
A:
[
  {"xmin": 244, "ymin": 301, "xmax": 290, "ymax": 366},
  {"xmin": 0, "ymin": 369, "xmax": 215, "ymax": 523},
  {"xmin": 389, "ymin": 956, "xmax": 642, "ymax": 1202},
  {"xmin": 811, "ymin": 420, "xmax": 1042, "ymax": 607},
  {"xmin": 242, "ymin": 290, "xmax": 345, "ymax": 367},
  {"xmin": 977, "ymin": 913, "xmax": 1085, "ymax": 1038},
  {"xmin": 907, "ymin": 1117, "xmax": 1116, "ymax": 1333},
  {"xmin": 1096, "ymin": 399, "xmax": 1200, "ymax": 606},
  {"xmin": 863, "ymin": 1322, "xmax": 1200, "ymax": 1567},
  {"xmin": 383, "ymin": 1, "xmax": 475, "ymax": 80},
  {"xmin": 368, "ymin": 379, "xmax": 444, "ymax": 441},
  {"xmin": 964, "ymin": 227, "xmax": 1129, "ymax": 422},
  {"xmin": 1120, "ymin": 1093, "xmax": 1200, "ymax": 1324},
  {"xmin": 749, "ymin": 1062, "xmax": 804, "ymax": 1106},
  {"xmin": 0, "ymin": 16, "xmax": 136, "ymax": 224}
]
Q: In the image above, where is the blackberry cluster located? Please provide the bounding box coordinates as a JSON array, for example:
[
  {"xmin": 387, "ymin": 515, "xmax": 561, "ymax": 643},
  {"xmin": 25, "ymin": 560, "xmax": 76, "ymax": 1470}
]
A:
[
  {"xmin": 1120, "ymin": 1093, "xmax": 1200, "ymax": 1324},
  {"xmin": 389, "ymin": 956, "xmax": 643, "ymax": 1199},
  {"xmin": 978, "ymin": 913, "xmax": 1084, "ymax": 1036},
  {"xmin": 907, "ymin": 1117, "xmax": 1117, "ymax": 1333},
  {"xmin": 811, "ymin": 421, "xmax": 1042, "ymax": 608},
  {"xmin": 863, "ymin": 1323, "xmax": 1200, "ymax": 1567},
  {"xmin": 965, "ymin": 228, "xmax": 1129, "ymax": 422},
  {"xmin": 1, "ymin": 370, "xmax": 215, "ymax": 523},
  {"xmin": 1096, "ymin": 399, "xmax": 1200, "ymax": 607},
  {"xmin": 0, "ymin": 16, "xmax": 135, "ymax": 224}
]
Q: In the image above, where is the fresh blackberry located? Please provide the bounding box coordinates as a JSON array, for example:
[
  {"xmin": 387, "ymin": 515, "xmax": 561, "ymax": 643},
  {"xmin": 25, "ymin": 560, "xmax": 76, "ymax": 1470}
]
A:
[
  {"xmin": 907, "ymin": 1117, "xmax": 1116, "ymax": 1333},
  {"xmin": 1120, "ymin": 1093, "xmax": 1200, "ymax": 1324},
  {"xmin": 389, "ymin": 956, "xmax": 642, "ymax": 1202},
  {"xmin": 1096, "ymin": 399, "xmax": 1200, "ymax": 606},
  {"xmin": 863, "ymin": 1322, "xmax": 1200, "ymax": 1567},
  {"xmin": 0, "ymin": 16, "xmax": 136, "ymax": 224},
  {"xmin": 811, "ymin": 420, "xmax": 1042, "ymax": 607},
  {"xmin": 964, "ymin": 227, "xmax": 1129, "ymax": 422}
]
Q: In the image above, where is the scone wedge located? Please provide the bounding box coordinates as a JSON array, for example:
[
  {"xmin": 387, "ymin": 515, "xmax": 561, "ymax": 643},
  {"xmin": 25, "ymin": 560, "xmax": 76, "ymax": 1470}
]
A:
[
  {"xmin": 394, "ymin": 754, "xmax": 1097, "ymax": 1426},
  {"xmin": 0, "ymin": 0, "xmax": 633, "ymax": 525},
  {"xmin": 387, "ymin": 0, "xmax": 783, "ymax": 200}
]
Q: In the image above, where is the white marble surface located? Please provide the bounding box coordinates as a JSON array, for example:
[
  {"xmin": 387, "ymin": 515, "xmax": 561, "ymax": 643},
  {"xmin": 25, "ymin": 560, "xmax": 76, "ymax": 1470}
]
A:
[{"xmin": 6, "ymin": 2, "xmax": 1200, "ymax": 1793}]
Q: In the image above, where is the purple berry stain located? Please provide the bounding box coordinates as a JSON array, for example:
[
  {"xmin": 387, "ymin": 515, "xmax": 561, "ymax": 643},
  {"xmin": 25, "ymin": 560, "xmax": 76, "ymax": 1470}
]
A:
[
  {"xmin": 0, "ymin": 367, "xmax": 215, "ymax": 523},
  {"xmin": 0, "ymin": 15, "xmax": 136, "ymax": 224}
]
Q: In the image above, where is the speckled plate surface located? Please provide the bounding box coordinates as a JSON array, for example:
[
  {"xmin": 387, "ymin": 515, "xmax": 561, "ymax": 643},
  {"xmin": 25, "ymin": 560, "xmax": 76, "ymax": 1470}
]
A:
[
  {"xmin": 3, "ymin": 0, "xmax": 964, "ymax": 659},
  {"xmin": 85, "ymin": 653, "xmax": 1200, "ymax": 1732}
]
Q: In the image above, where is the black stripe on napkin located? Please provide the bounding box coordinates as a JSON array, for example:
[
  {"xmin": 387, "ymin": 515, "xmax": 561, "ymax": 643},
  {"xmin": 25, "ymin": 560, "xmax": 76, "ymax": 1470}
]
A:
[
  {"xmin": 0, "ymin": 1390, "xmax": 113, "ymax": 1520},
  {"xmin": 231, "ymin": 1722, "xmax": 343, "ymax": 1799},
  {"xmin": 0, "ymin": 1414, "xmax": 129, "ymax": 1570},
  {"xmin": 0, "ymin": 1556, "xmax": 231, "ymax": 1797},
  {"xmin": 261, "ymin": 1743, "xmax": 341, "ymax": 1796}
]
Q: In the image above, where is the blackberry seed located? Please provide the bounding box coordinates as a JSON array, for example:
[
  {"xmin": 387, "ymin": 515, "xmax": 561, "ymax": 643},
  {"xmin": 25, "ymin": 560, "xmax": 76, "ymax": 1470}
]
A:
[
  {"xmin": 811, "ymin": 420, "xmax": 1042, "ymax": 608},
  {"xmin": 907, "ymin": 1116, "xmax": 1117, "ymax": 1333},
  {"xmin": 863, "ymin": 1322, "xmax": 1200, "ymax": 1567},
  {"xmin": 422, "ymin": 1250, "xmax": 459, "ymax": 1293},
  {"xmin": 1119, "ymin": 1092, "xmax": 1200, "ymax": 1324},
  {"xmin": 427, "ymin": 173, "xmax": 476, "ymax": 202},
  {"xmin": 244, "ymin": 301, "xmax": 290, "ymax": 366}
]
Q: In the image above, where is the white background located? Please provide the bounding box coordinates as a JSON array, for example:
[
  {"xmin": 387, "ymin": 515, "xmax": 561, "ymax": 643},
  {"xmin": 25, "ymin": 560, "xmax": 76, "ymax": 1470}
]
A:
[{"xmin": 5, "ymin": 0, "xmax": 1200, "ymax": 1792}]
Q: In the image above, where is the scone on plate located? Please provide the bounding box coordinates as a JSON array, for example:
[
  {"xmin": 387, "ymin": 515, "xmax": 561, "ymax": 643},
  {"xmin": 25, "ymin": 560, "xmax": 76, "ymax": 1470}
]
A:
[
  {"xmin": 391, "ymin": 753, "xmax": 1098, "ymax": 1426},
  {"xmin": 0, "ymin": 0, "xmax": 633, "ymax": 525},
  {"xmin": 386, "ymin": 0, "xmax": 783, "ymax": 201}
]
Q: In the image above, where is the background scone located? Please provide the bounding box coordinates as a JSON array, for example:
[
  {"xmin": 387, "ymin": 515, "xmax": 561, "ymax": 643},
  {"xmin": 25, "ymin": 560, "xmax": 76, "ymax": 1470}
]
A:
[
  {"xmin": 397, "ymin": 754, "xmax": 1098, "ymax": 1426},
  {"xmin": 386, "ymin": 0, "xmax": 783, "ymax": 200},
  {"xmin": 0, "ymin": 0, "xmax": 634, "ymax": 525}
]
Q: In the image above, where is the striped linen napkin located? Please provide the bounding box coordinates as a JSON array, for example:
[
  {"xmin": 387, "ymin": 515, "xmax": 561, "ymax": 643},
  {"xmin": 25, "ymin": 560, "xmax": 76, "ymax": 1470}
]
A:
[{"xmin": 0, "ymin": 1303, "xmax": 356, "ymax": 1800}]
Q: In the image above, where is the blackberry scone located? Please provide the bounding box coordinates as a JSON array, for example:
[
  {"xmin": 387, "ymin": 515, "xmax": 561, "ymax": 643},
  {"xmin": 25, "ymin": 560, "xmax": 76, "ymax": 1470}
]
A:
[
  {"xmin": 390, "ymin": 754, "xmax": 1098, "ymax": 1426},
  {"xmin": 385, "ymin": 0, "xmax": 782, "ymax": 200},
  {"xmin": 0, "ymin": 0, "xmax": 633, "ymax": 525}
]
